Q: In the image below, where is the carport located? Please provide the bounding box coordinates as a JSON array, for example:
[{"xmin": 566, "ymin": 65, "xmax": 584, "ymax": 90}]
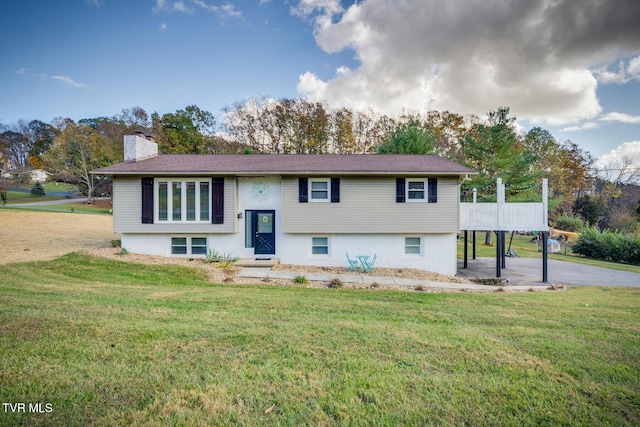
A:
[{"xmin": 460, "ymin": 178, "xmax": 550, "ymax": 282}]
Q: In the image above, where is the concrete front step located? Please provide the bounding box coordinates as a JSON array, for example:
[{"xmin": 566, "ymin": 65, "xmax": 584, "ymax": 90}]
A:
[{"xmin": 235, "ymin": 258, "xmax": 280, "ymax": 268}]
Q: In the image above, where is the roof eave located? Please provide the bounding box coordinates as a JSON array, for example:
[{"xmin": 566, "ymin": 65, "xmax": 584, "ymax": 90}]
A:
[{"xmin": 92, "ymin": 170, "xmax": 477, "ymax": 177}]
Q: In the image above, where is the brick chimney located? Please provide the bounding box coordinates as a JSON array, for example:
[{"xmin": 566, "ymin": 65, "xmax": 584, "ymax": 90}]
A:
[{"xmin": 124, "ymin": 133, "xmax": 158, "ymax": 162}]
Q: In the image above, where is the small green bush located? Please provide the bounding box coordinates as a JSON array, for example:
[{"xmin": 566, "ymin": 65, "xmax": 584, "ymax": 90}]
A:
[
  {"xmin": 553, "ymin": 214, "xmax": 585, "ymax": 232},
  {"xmin": 111, "ymin": 239, "xmax": 121, "ymax": 248},
  {"xmin": 573, "ymin": 228, "xmax": 640, "ymax": 265},
  {"xmin": 293, "ymin": 275, "xmax": 308, "ymax": 284},
  {"xmin": 118, "ymin": 247, "xmax": 129, "ymax": 256},
  {"xmin": 205, "ymin": 249, "xmax": 239, "ymax": 264}
]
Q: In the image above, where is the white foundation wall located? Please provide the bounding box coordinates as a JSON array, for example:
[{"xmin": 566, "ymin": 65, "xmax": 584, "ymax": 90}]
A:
[
  {"xmin": 121, "ymin": 232, "xmax": 459, "ymax": 276},
  {"xmin": 277, "ymin": 232, "xmax": 458, "ymax": 276}
]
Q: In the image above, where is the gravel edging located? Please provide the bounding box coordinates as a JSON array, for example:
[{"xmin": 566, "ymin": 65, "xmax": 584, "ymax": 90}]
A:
[{"xmin": 83, "ymin": 248, "xmax": 561, "ymax": 293}]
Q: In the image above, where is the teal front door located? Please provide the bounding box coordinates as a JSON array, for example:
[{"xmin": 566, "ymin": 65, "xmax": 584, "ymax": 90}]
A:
[{"xmin": 254, "ymin": 210, "xmax": 275, "ymax": 255}]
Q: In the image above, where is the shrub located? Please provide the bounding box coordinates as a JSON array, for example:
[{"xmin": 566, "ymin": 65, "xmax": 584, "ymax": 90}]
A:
[
  {"xmin": 205, "ymin": 249, "xmax": 239, "ymax": 264},
  {"xmin": 31, "ymin": 182, "xmax": 45, "ymax": 197},
  {"xmin": 111, "ymin": 239, "xmax": 121, "ymax": 248},
  {"xmin": 573, "ymin": 228, "xmax": 640, "ymax": 265},
  {"xmin": 118, "ymin": 247, "xmax": 129, "ymax": 256},
  {"xmin": 553, "ymin": 214, "xmax": 585, "ymax": 232},
  {"xmin": 327, "ymin": 278, "xmax": 343, "ymax": 288},
  {"xmin": 293, "ymin": 275, "xmax": 308, "ymax": 284}
]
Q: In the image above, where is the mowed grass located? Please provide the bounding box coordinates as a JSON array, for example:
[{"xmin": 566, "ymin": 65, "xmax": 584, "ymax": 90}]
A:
[
  {"xmin": 6, "ymin": 203, "xmax": 112, "ymax": 215},
  {"xmin": 3, "ymin": 191, "xmax": 67, "ymax": 204},
  {"xmin": 1, "ymin": 254, "xmax": 639, "ymax": 426}
]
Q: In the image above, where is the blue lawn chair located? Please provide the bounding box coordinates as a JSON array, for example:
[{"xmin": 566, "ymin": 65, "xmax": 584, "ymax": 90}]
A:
[
  {"xmin": 346, "ymin": 252, "xmax": 360, "ymax": 272},
  {"xmin": 363, "ymin": 254, "xmax": 377, "ymax": 273}
]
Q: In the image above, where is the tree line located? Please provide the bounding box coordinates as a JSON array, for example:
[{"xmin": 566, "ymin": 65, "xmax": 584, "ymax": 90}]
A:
[{"xmin": 1, "ymin": 98, "xmax": 638, "ymax": 232}]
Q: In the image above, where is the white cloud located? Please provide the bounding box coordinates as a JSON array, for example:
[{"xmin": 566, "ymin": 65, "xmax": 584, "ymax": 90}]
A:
[
  {"xmin": 154, "ymin": 0, "xmax": 243, "ymax": 19},
  {"xmin": 50, "ymin": 75, "xmax": 89, "ymax": 88},
  {"xmin": 559, "ymin": 122, "xmax": 600, "ymax": 132},
  {"xmin": 596, "ymin": 141, "xmax": 640, "ymax": 181},
  {"xmin": 221, "ymin": 3, "xmax": 242, "ymax": 18},
  {"xmin": 160, "ymin": 22, "xmax": 167, "ymax": 30},
  {"xmin": 600, "ymin": 112, "xmax": 640, "ymax": 124},
  {"xmin": 16, "ymin": 68, "xmax": 92, "ymax": 89},
  {"xmin": 628, "ymin": 55, "xmax": 640, "ymax": 78},
  {"xmin": 293, "ymin": 0, "xmax": 640, "ymax": 124},
  {"xmin": 154, "ymin": 0, "xmax": 190, "ymax": 13},
  {"xmin": 594, "ymin": 54, "xmax": 640, "ymax": 84},
  {"xmin": 290, "ymin": 0, "xmax": 343, "ymax": 20}
]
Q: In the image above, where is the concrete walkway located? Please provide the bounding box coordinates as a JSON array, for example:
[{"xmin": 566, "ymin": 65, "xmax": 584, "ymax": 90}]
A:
[
  {"xmin": 457, "ymin": 257, "xmax": 640, "ymax": 288},
  {"xmin": 236, "ymin": 267, "xmax": 551, "ymax": 291}
]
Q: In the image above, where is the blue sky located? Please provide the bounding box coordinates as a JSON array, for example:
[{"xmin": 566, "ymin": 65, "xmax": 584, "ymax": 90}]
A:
[{"xmin": 1, "ymin": 0, "xmax": 639, "ymax": 167}]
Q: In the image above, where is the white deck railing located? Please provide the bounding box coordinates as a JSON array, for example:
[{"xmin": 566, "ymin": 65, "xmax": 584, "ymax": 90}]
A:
[{"xmin": 459, "ymin": 179, "xmax": 548, "ymax": 232}]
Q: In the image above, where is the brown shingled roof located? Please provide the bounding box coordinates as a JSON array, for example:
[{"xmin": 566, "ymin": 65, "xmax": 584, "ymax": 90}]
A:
[{"xmin": 93, "ymin": 154, "xmax": 476, "ymax": 176}]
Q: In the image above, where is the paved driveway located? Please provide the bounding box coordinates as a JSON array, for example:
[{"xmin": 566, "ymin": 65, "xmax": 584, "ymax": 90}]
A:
[{"xmin": 457, "ymin": 257, "xmax": 640, "ymax": 287}]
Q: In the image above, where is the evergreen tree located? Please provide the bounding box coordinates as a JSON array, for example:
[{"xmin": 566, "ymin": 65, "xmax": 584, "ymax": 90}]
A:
[
  {"xmin": 31, "ymin": 181, "xmax": 45, "ymax": 197},
  {"xmin": 460, "ymin": 107, "xmax": 539, "ymax": 201},
  {"xmin": 460, "ymin": 107, "xmax": 540, "ymax": 244}
]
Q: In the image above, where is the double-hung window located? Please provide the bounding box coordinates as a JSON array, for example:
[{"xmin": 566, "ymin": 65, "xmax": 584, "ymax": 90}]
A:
[
  {"xmin": 407, "ymin": 181, "xmax": 425, "ymax": 201},
  {"xmin": 310, "ymin": 179, "xmax": 330, "ymax": 201},
  {"xmin": 157, "ymin": 179, "xmax": 210, "ymax": 222},
  {"xmin": 402, "ymin": 179, "xmax": 437, "ymax": 203}
]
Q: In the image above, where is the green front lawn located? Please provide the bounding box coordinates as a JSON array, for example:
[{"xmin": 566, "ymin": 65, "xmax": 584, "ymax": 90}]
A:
[
  {"xmin": 6, "ymin": 202, "xmax": 112, "ymax": 215},
  {"xmin": 1, "ymin": 253, "xmax": 638, "ymax": 426},
  {"xmin": 40, "ymin": 181, "xmax": 78, "ymax": 193},
  {"xmin": 3, "ymin": 190, "xmax": 67, "ymax": 204}
]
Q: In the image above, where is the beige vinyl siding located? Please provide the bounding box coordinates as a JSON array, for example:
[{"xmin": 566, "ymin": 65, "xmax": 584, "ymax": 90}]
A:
[
  {"xmin": 113, "ymin": 176, "xmax": 237, "ymax": 234},
  {"xmin": 282, "ymin": 177, "xmax": 460, "ymax": 233}
]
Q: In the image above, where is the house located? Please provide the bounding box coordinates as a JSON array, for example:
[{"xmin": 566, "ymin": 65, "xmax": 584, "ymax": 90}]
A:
[
  {"xmin": 93, "ymin": 134, "xmax": 476, "ymax": 276},
  {"xmin": 1, "ymin": 168, "xmax": 52, "ymax": 182}
]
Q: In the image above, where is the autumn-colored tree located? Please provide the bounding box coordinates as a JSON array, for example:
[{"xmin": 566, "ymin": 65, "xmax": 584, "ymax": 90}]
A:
[
  {"xmin": 423, "ymin": 110, "xmax": 469, "ymax": 160},
  {"xmin": 45, "ymin": 121, "xmax": 117, "ymax": 202},
  {"xmin": 523, "ymin": 128, "xmax": 593, "ymax": 217},
  {"xmin": 331, "ymin": 107, "xmax": 357, "ymax": 153}
]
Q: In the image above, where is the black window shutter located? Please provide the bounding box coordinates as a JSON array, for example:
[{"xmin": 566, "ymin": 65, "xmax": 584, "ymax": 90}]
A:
[
  {"xmin": 331, "ymin": 178, "xmax": 340, "ymax": 203},
  {"xmin": 212, "ymin": 178, "xmax": 224, "ymax": 224},
  {"xmin": 396, "ymin": 178, "xmax": 406, "ymax": 203},
  {"xmin": 299, "ymin": 178, "xmax": 308, "ymax": 203},
  {"xmin": 428, "ymin": 178, "xmax": 438, "ymax": 203},
  {"xmin": 141, "ymin": 178, "xmax": 154, "ymax": 224}
]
